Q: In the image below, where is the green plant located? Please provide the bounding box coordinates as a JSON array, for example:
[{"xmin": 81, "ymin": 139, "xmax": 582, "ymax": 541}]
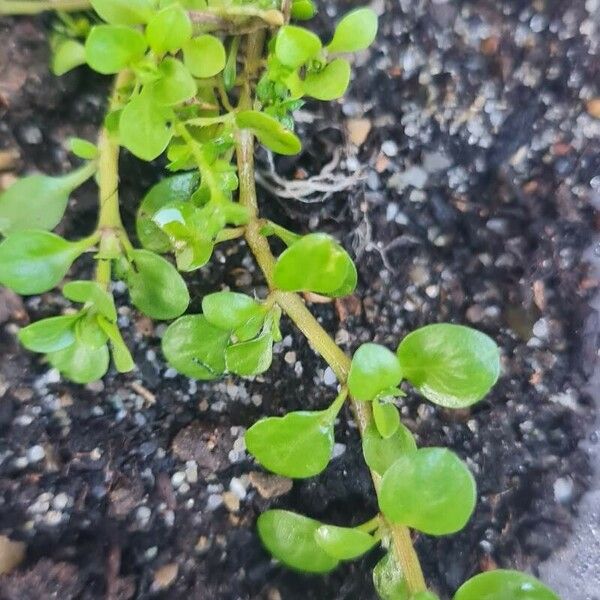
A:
[{"xmin": 0, "ymin": 1, "xmax": 561, "ymax": 598}]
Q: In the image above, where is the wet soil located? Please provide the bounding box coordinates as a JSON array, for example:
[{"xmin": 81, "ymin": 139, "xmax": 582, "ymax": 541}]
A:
[{"xmin": 0, "ymin": 0, "xmax": 599, "ymax": 598}]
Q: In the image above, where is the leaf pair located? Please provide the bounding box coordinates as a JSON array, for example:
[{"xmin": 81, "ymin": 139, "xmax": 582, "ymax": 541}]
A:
[
  {"xmin": 162, "ymin": 291, "xmax": 275, "ymax": 380},
  {"xmin": 151, "ymin": 200, "xmax": 248, "ymax": 271},
  {"xmin": 273, "ymin": 9, "xmax": 378, "ymax": 101},
  {"xmin": 0, "ymin": 164, "xmax": 96, "ymax": 236},
  {"xmin": 349, "ymin": 324, "xmax": 501, "ymax": 409},
  {"xmin": 257, "ymin": 510, "xmax": 376, "ymax": 574},
  {"xmin": 19, "ymin": 281, "xmax": 133, "ymax": 383},
  {"xmin": 273, "ymin": 233, "xmax": 357, "ymax": 297}
]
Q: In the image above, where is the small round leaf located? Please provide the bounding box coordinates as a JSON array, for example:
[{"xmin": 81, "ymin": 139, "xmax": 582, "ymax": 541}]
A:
[
  {"xmin": 0, "ymin": 231, "xmax": 83, "ymax": 295},
  {"xmin": 275, "ymin": 25, "xmax": 322, "ymax": 68},
  {"xmin": 348, "ymin": 343, "xmax": 403, "ymax": 401},
  {"xmin": 0, "ymin": 165, "xmax": 95, "ymax": 235},
  {"xmin": 18, "ymin": 315, "xmax": 80, "ymax": 353},
  {"xmin": 183, "ymin": 35, "xmax": 226, "ymax": 78},
  {"xmin": 245, "ymin": 410, "xmax": 334, "ymax": 478},
  {"xmin": 145, "ymin": 4, "xmax": 192, "ymax": 55},
  {"xmin": 151, "ymin": 58, "xmax": 197, "ymax": 106},
  {"xmin": 314, "ymin": 525, "xmax": 376, "ymax": 560},
  {"xmin": 372, "ymin": 397, "xmax": 400, "ymax": 439},
  {"xmin": 136, "ymin": 172, "xmax": 200, "ymax": 252},
  {"xmin": 362, "ymin": 423, "xmax": 416, "ymax": 476},
  {"xmin": 327, "ymin": 8, "xmax": 378, "ymax": 53},
  {"xmin": 397, "ymin": 323, "xmax": 501, "ymax": 408},
  {"xmin": 202, "ymin": 291, "xmax": 262, "ymax": 331},
  {"xmin": 69, "ymin": 138, "xmax": 98, "ymax": 160},
  {"xmin": 47, "ymin": 337, "xmax": 109, "ymax": 384},
  {"xmin": 119, "ymin": 90, "xmax": 173, "ymax": 161},
  {"xmin": 454, "ymin": 570, "xmax": 559, "ymax": 600},
  {"xmin": 273, "ymin": 233, "xmax": 356, "ymax": 295},
  {"xmin": 225, "ymin": 332, "xmax": 273, "ymax": 376},
  {"xmin": 373, "ymin": 552, "xmax": 410, "ymax": 600},
  {"xmin": 162, "ymin": 315, "xmax": 229, "ymax": 379},
  {"xmin": 63, "ymin": 280, "xmax": 117, "ymax": 321},
  {"xmin": 291, "ymin": 0, "xmax": 316, "ymax": 20},
  {"xmin": 257, "ymin": 510, "xmax": 339, "ymax": 573},
  {"xmin": 303, "ymin": 58, "xmax": 351, "ymax": 101},
  {"xmin": 236, "ymin": 110, "xmax": 301, "ymax": 156},
  {"xmin": 91, "ymin": 0, "xmax": 154, "ymax": 24},
  {"xmin": 85, "ymin": 25, "xmax": 147, "ymax": 74},
  {"xmin": 51, "ymin": 38, "xmax": 86, "ymax": 76},
  {"xmin": 125, "ymin": 249, "xmax": 189, "ymax": 319},
  {"xmin": 379, "ymin": 448, "xmax": 476, "ymax": 535}
]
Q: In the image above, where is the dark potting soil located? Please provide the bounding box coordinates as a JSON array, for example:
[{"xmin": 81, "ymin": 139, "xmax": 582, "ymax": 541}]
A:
[{"xmin": 0, "ymin": 0, "xmax": 599, "ymax": 598}]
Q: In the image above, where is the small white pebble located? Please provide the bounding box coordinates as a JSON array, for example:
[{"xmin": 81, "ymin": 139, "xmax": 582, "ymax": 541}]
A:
[
  {"xmin": 185, "ymin": 461, "xmax": 198, "ymax": 484},
  {"xmin": 171, "ymin": 471, "xmax": 186, "ymax": 488},
  {"xmin": 323, "ymin": 367, "xmax": 337, "ymax": 386},
  {"xmin": 229, "ymin": 477, "xmax": 247, "ymax": 500},
  {"xmin": 332, "ymin": 443, "xmax": 346, "ymax": 459},
  {"xmin": 27, "ymin": 445, "xmax": 45, "ymax": 463},
  {"xmin": 206, "ymin": 494, "xmax": 223, "ymax": 511},
  {"xmin": 136, "ymin": 506, "xmax": 152, "ymax": 526},
  {"xmin": 52, "ymin": 493, "xmax": 69, "ymax": 511}
]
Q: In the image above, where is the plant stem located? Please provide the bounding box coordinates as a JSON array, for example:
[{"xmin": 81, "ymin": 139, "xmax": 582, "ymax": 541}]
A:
[{"xmin": 235, "ymin": 32, "xmax": 427, "ymax": 595}]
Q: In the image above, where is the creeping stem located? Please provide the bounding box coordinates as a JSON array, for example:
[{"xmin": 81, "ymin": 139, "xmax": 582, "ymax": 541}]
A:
[{"xmin": 235, "ymin": 32, "xmax": 427, "ymax": 594}]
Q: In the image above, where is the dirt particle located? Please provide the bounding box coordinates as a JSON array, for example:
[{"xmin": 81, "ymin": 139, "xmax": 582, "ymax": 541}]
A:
[
  {"xmin": 0, "ymin": 536, "xmax": 25, "ymax": 575},
  {"xmin": 346, "ymin": 118, "xmax": 372, "ymax": 146},
  {"xmin": 151, "ymin": 563, "xmax": 178, "ymax": 592},
  {"xmin": 248, "ymin": 472, "xmax": 293, "ymax": 499}
]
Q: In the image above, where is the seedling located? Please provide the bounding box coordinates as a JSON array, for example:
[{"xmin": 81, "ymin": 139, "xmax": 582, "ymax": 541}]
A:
[{"xmin": 0, "ymin": 0, "xmax": 561, "ymax": 597}]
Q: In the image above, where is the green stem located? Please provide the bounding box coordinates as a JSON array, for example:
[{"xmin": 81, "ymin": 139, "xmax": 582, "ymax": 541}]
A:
[
  {"xmin": 0, "ymin": 0, "xmax": 90, "ymax": 14},
  {"xmin": 356, "ymin": 515, "xmax": 381, "ymax": 533},
  {"xmin": 61, "ymin": 160, "xmax": 98, "ymax": 190},
  {"xmin": 235, "ymin": 31, "xmax": 427, "ymax": 595}
]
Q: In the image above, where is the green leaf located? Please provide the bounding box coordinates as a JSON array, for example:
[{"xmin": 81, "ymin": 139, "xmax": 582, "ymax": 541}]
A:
[
  {"xmin": 362, "ymin": 422, "xmax": 416, "ymax": 476},
  {"xmin": 63, "ymin": 280, "xmax": 117, "ymax": 321},
  {"xmin": 47, "ymin": 337, "xmax": 109, "ymax": 384},
  {"xmin": 69, "ymin": 138, "xmax": 98, "ymax": 160},
  {"xmin": 119, "ymin": 90, "xmax": 173, "ymax": 161},
  {"xmin": 18, "ymin": 314, "xmax": 80, "ymax": 353},
  {"xmin": 145, "ymin": 4, "xmax": 192, "ymax": 55},
  {"xmin": 412, "ymin": 593, "xmax": 440, "ymax": 600},
  {"xmin": 75, "ymin": 313, "xmax": 108, "ymax": 348},
  {"xmin": 183, "ymin": 35, "xmax": 226, "ymax": 78},
  {"xmin": 97, "ymin": 317, "xmax": 135, "ymax": 373},
  {"xmin": 303, "ymin": 58, "xmax": 351, "ymax": 100},
  {"xmin": 91, "ymin": 0, "xmax": 154, "ymax": 24},
  {"xmin": 151, "ymin": 58, "xmax": 197, "ymax": 106},
  {"xmin": 273, "ymin": 233, "xmax": 356, "ymax": 295},
  {"xmin": 225, "ymin": 332, "xmax": 273, "ymax": 376},
  {"xmin": 397, "ymin": 323, "xmax": 500, "ymax": 409},
  {"xmin": 0, "ymin": 165, "xmax": 95, "ymax": 235},
  {"xmin": 275, "ymin": 25, "xmax": 322, "ymax": 68},
  {"xmin": 327, "ymin": 8, "xmax": 378, "ymax": 53},
  {"xmin": 162, "ymin": 315, "xmax": 229, "ymax": 379},
  {"xmin": 373, "ymin": 397, "xmax": 400, "ymax": 439},
  {"xmin": 373, "ymin": 553, "xmax": 410, "ymax": 600},
  {"xmin": 136, "ymin": 172, "xmax": 200, "ymax": 252},
  {"xmin": 245, "ymin": 410, "xmax": 334, "ymax": 478},
  {"xmin": 51, "ymin": 38, "xmax": 86, "ymax": 76},
  {"xmin": 125, "ymin": 249, "xmax": 189, "ymax": 319},
  {"xmin": 379, "ymin": 448, "xmax": 476, "ymax": 535},
  {"xmin": 85, "ymin": 25, "xmax": 147, "ymax": 74},
  {"xmin": 236, "ymin": 110, "xmax": 301, "ymax": 156},
  {"xmin": 326, "ymin": 254, "xmax": 357, "ymax": 298},
  {"xmin": 0, "ymin": 231, "xmax": 85, "ymax": 295},
  {"xmin": 257, "ymin": 510, "xmax": 339, "ymax": 573},
  {"xmin": 314, "ymin": 525, "xmax": 376, "ymax": 560},
  {"xmin": 202, "ymin": 291, "xmax": 266, "ymax": 336},
  {"xmin": 454, "ymin": 570, "xmax": 559, "ymax": 600},
  {"xmin": 348, "ymin": 343, "xmax": 403, "ymax": 401},
  {"xmin": 291, "ymin": 0, "xmax": 316, "ymax": 20}
]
